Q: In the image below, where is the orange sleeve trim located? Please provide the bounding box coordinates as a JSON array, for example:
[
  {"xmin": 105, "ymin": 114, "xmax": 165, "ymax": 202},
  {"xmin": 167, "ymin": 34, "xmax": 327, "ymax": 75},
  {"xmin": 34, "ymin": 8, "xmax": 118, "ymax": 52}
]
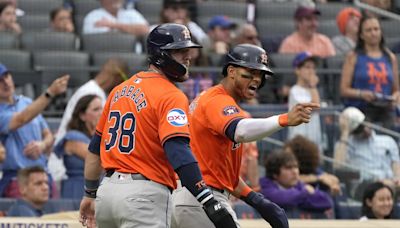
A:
[
  {"xmin": 278, "ymin": 113, "xmax": 288, "ymax": 127},
  {"xmin": 240, "ymin": 185, "xmax": 253, "ymax": 198},
  {"xmin": 161, "ymin": 133, "xmax": 190, "ymax": 146}
]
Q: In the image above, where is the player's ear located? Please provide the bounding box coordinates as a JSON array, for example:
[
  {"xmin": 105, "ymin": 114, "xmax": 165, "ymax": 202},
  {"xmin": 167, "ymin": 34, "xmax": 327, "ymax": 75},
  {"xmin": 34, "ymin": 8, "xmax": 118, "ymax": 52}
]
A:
[{"xmin": 227, "ymin": 65, "xmax": 236, "ymax": 79}]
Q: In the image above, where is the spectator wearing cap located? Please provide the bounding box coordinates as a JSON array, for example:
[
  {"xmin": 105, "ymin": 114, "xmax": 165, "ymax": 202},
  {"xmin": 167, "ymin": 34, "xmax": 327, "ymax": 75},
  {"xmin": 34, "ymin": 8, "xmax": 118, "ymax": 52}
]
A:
[
  {"xmin": 0, "ymin": 63, "xmax": 69, "ymax": 198},
  {"xmin": 332, "ymin": 7, "xmax": 361, "ymax": 55},
  {"xmin": 202, "ymin": 15, "xmax": 236, "ymax": 56},
  {"xmin": 49, "ymin": 7, "xmax": 74, "ymax": 33},
  {"xmin": 233, "ymin": 23, "xmax": 261, "ymax": 47},
  {"xmin": 288, "ymin": 52, "xmax": 322, "ymax": 149},
  {"xmin": 153, "ymin": 0, "xmax": 207, "ymax": 45},
  {"xmin": 0, "ymin": 1, "xmax": 21, "ymax": 34},
  {"xmin": 334, "ymin": 107, "xmax": 400, "ymax": 188},
  {"xmin": 82, "ymin": 0, "xmax": 149, "ymax": 36},
  {"xmin": 278, "ymin": 4, "xmax": 335, "ymax": 58}
]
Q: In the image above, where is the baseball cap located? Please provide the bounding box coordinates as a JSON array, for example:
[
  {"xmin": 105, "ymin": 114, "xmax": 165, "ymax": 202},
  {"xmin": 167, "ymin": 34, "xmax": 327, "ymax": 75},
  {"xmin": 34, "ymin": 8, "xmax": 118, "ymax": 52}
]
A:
[
  {"xmin": 336, "ymin": 7, "xmax": 361, "ymax": 35},
  {"xmin": 294, "ymin": 6, "xmax": 321, "ymax": 19},
  {"xmin": 208, "ymin": 15, "xmax": 236, "ymax": 30},
  {"xmin": 341, "ymin": 107, "xmax": 366, "ymax": 132},
  {"xmin": 0, "ymin": 63, "xmax": 9, "ymax": 79},
  {"xmin": 292, "ymin": 51, "xmax": 317, "ymax": 68}
]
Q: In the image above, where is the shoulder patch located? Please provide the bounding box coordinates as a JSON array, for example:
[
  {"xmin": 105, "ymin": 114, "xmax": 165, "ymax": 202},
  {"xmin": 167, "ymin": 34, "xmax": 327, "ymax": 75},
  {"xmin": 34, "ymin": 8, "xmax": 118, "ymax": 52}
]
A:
[
  {"xmin": 167, "ymin": 109, "xmax": 188, "ymax": 127},
  {"xmin": 223, "ymin": 106, "xmax": 240, "ymax": 116}
]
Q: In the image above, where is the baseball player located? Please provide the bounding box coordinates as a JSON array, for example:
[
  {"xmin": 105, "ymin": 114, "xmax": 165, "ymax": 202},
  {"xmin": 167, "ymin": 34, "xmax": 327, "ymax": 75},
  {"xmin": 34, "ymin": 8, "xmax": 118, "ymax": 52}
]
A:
[
  {"xmin": 172, "ymin": 44, "xmax": 320, "ymax": 228},
  {"xmin": 79, "ymin": 23, "xmax": 236, "ymax": 228}
]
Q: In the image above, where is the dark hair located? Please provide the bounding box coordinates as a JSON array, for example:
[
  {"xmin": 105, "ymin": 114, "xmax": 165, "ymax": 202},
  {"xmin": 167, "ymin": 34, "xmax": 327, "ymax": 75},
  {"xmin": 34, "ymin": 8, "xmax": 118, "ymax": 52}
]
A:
[
  {"xmin": 0, "ymin": 2, "xmax": 13, "ymax": 15},
  {"xmin": 67, "ymin": 95, "xmax": 99, "ymax": 137},
  {"xmin": 17, "ymin": 166, "xmax": 46, "ymax": 187},
  {"xmin": 50, "ymin": 7, "xmax": 70, "ymax": 22},
  {"xmin": 265, "ymin": 150, "xmax": 298, "ymax": 179},
  {"xmin": 284, "ymin": 135, "xmax": 320, "ymax": 174},
  {"xmin": 355, "ymin": 15, "xmax": 390, "ymax": 58},
  {"xmin": 160, "ymin": 0, "xmax": 191, "ymax": 24},
  {"xmin": 361, "ymin": 182, "xmax": 394, "ymax": 219}
]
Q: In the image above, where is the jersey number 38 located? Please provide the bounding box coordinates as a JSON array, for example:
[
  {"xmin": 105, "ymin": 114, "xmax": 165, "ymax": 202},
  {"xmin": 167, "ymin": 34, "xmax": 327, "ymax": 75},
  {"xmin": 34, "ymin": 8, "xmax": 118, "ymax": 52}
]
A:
[{"xmin": 105, "ymin": 111, "xmax": 136, "ymax": 154}]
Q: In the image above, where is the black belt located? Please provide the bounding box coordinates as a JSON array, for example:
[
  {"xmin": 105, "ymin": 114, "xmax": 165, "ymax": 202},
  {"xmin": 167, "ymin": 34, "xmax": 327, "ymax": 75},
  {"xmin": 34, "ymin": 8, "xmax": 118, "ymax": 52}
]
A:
[{"xmin": 105, "ymin": 169, "xmax": 149, "ymax": 181}]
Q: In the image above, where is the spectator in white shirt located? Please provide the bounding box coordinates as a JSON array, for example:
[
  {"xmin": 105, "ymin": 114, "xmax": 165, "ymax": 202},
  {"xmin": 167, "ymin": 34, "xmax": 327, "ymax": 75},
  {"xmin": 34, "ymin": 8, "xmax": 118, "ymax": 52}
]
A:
[{"xmin": 82, "ymin": 0, "xmax": 149, "ymax": 36}]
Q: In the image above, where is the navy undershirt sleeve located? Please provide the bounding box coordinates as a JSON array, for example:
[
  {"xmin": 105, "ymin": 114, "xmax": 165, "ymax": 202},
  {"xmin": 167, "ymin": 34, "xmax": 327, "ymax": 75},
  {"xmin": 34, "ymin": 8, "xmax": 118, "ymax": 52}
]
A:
[{"xmin": 224, "ymin": 118, "xmax": 241, "ymax": 142}]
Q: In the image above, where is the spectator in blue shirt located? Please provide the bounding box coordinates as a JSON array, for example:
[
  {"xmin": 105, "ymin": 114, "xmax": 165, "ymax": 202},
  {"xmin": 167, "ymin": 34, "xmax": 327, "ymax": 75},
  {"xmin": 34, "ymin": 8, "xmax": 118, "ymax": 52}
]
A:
[
  {"xmin": 54, "ymin": 95, "xmax": 103, "ymax": 199},
  {"xmin": 7, "ymin": 166, "xmax": 49, "ymax": 217},
  {"xmin": 0, "ymin": 63, "xmax": 69, "ymax": 198},
  {"xmin": 260, "ymin": 150, "xmax": 333, "ymax": 212}
]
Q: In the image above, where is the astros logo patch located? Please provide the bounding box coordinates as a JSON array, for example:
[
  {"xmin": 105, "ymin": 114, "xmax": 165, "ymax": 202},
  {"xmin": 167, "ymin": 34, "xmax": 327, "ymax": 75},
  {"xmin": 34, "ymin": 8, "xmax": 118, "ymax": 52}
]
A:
[
  {"xmin": 167, "ymin": 109, "xmax": 188, "ymax": 127},
  {"xmin": 223, "ymin": 106, "xmax": 239, "ymax": 116}
]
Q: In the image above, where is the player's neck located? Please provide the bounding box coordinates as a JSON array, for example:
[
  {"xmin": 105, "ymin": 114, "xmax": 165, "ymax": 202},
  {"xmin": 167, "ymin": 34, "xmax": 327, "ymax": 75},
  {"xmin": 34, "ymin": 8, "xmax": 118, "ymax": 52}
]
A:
[{"xmin": 220, "ymin": 80, "xmax": 240, "ymax": 102}]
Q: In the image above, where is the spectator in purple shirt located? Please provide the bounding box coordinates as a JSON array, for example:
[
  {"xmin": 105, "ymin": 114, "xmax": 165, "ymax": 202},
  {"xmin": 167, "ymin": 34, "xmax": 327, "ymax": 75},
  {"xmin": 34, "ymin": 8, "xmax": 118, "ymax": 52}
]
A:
[{"xmin": 260, "ymin": 150, "xmax": 333, "ymax": 212}]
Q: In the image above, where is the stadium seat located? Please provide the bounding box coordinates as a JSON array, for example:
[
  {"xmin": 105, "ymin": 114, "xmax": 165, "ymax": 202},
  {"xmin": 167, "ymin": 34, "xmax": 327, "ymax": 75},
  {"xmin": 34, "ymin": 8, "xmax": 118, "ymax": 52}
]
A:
[
  {"xmin": 197, "ymin": 1, "xmax": 247, "ymax": 20},
  {"xmin": 381, "ymin": 19, "xmax": 400, "ymax": 39},
  {"xmin": 256, "ymin": 2, "xmax": 297, "ymax": 20},
  {"xmin": 256, "ymin": 19, "xmax": 294, "ymax": 39},
  {"xmin": 0, "ymin": 50, "xmax": 31, "ymax": 71},
  {"xmin": 318, "ymin": 20, "xmax": 340, "ymax": 37},
  {"xmin": 19, "ymin": 0, "xmax": 63, "ymax": 15},
  {"xmin": 316, "ymin": 3, "xmax": 349, "ymax": 20},
  {"xmin": 21, "ymin": 32, "xmax": 78, "ymax": 51},
  {"xmin": 73, "ymin": 0, "xmax": 100, "ymax": 17},
  {"xmin": 135, "ymin": 0, "xmax": 162, "ymax": 25},
  {"xmin": 92, "ymin": 52, "xmax": 147, "ymax": 70},
  {"xmin": 18, "ymin": 15, "xmax": 50, "ymax": 31},
  {"xmin": 82, "ymin": 33, "xmax": 137, "ymax": 53},
  {"xmin": 0, "ymin": 32, "xmax": 19, "ymax": 49},
  {"xmin": 33, "ymin": 51, "xmax": 90, "ymax": 88}
]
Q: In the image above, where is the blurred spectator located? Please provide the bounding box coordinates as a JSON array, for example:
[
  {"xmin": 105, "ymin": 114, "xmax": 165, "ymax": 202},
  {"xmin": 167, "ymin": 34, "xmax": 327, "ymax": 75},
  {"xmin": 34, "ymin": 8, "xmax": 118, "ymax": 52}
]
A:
[
  {"xmin": 49, "ymin": 7, "xmax": 74, "ymax": 33},
  {"xmin": 7, "ymin": 166, "xmax": 49, "ymax": 217},
  {"xmin": 361, "ymin": 0, "xmax": 393, "ymax": 17},
  {"xmin": 82, "ymin": 0, "xmax": 149, "ymax": 36},
  {"xmin": 340, "ymin": 15, "xmax": 400, "ymax": 128},
  {"xmin": 178, "ymin": 39, "xmax": 213, "ymax": 101},
  {"xmin": 278, "ymin": 4, "xmax": 336, "ymax": 57},
  {"xmin": 260, "ymin": 150, "xmax": 333, "ymax": 212},
  {"xmin": 233, "ymin": 23, "xmax": 261, "ymax": 47},
  {"xmin": 284, "ymin": 135, "xmax": 341, "ymax": 196},
  {"xmin": 360, "ymin": 181, "xmax": 395, "ymax": 220},
  {"xmin": 0, "ymin": 141, "xmax": 5, "ymax": 162},
  {"xmin": 0, "ymin": 1, "xmax": 21, "ymax": 34},
  {"xmin": 202, "ymin": 15, "xmax": 236, "ymax": 55},
  {"xmin": 54, "ymin": 95, "xmax": 102, "ymax": 199},
  {"xmin": 332, "ymin": 7, "xmax": 362, "ymax": 55},
  {"xmin": 334, "ymin": 107, "xmax": 400, "ymax": 187},
  {"xmin": 288, "ymin": 52, "xmax": 322, "ymax": 148},
  {"xmin": 55, "ymin": 59, "xmax": 129, "ymax": 145},
  {"xmin": 0, "ymin": 0, "xmax": 23, "ymax": 17},
  {"xmin": 155, "ymin": 0, "xmax": 207, "ymax": 44},
  {"xmin": 0, "ymin": 63, "xmax": 69, "ymax": 198}
]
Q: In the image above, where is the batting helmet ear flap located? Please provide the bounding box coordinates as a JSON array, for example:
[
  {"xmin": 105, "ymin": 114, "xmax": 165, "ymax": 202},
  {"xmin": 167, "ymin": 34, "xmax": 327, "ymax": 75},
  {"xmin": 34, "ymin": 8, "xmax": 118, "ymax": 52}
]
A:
[{"xmin": 147, "ymin": 23, "xmax": 202, "ymax": 82}]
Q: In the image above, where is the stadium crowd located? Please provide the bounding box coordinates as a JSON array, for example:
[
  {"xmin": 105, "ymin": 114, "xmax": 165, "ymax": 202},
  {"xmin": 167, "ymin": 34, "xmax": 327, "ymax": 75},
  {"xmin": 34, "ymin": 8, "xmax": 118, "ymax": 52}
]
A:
[{"xmin": 0, "ymin": 0, "xmax": 400, "ymax": 221}]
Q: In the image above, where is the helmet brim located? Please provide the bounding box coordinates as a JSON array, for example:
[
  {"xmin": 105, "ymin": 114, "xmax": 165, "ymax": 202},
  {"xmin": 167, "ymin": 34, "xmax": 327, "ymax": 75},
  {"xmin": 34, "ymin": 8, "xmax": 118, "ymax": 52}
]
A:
[
  {"xmin": 231, "ymin": 62, "xmax": 274, "ymax": 78},
  {"xmin": 161, "ymin": 40, "xmax": 202, "ymax": 50}
]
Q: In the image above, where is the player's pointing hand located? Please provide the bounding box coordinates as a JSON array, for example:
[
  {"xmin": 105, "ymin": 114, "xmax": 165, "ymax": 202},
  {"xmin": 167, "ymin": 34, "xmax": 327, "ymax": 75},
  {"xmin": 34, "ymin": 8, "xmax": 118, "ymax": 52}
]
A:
[{"xmin": 287, "ymin": 102, "xmax": 320, "ymax": 126}]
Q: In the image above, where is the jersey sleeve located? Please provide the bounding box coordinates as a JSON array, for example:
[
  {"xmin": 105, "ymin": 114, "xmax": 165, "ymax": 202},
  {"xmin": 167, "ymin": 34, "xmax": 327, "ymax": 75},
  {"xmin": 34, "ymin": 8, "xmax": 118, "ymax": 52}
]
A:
[
  {"xmin": 203, "ymin": 95, "xmax": 246, "ymax": 135},
  {"xmin": 157, "ymin": 91, "xmax": 190, "ymax": 145}
]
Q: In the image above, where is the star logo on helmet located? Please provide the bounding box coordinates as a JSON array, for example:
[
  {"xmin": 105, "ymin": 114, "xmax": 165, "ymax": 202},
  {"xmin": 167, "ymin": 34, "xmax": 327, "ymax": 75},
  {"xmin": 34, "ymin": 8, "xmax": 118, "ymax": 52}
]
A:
[
  {"xmin": 260, "ymin": 53, "xmax": 268, "ymax": 64},
  {"xmin": 182, "ymin": 27, "xmax": 191, "ymax": 40}
]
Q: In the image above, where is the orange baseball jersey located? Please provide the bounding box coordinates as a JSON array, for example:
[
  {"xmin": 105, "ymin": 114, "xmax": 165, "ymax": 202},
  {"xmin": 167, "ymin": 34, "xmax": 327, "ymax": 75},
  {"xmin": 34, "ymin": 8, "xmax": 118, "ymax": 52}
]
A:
[
  {"xmin": 94, "ymin": 71, "xmax": 190, "ymax": 189},
  {"xmin": 189, "ymin": 84, "xmax": 248, "ymax": 192}
]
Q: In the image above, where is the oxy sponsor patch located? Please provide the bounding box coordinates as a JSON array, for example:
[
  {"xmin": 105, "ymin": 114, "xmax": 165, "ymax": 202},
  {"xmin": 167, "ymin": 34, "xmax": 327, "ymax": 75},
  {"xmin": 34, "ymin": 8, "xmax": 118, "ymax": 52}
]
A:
[
  {"xmin": 167, "ymin": 109, "xmax": 188, "ymax": 127},
  {"xmin": 223, "ymin": 106, "xmax": 239, "ymax": 116}
]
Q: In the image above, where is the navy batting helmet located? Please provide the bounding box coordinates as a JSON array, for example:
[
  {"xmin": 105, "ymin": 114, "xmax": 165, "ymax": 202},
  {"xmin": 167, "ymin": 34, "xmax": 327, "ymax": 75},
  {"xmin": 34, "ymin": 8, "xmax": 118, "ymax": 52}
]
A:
[
  {"xmin": 222, "ymin": 44, "xmax": 273, "ymax": 89},
  {"xmin": 147, "ymin": 23, "xmax": 201, "ymax": 82}
]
